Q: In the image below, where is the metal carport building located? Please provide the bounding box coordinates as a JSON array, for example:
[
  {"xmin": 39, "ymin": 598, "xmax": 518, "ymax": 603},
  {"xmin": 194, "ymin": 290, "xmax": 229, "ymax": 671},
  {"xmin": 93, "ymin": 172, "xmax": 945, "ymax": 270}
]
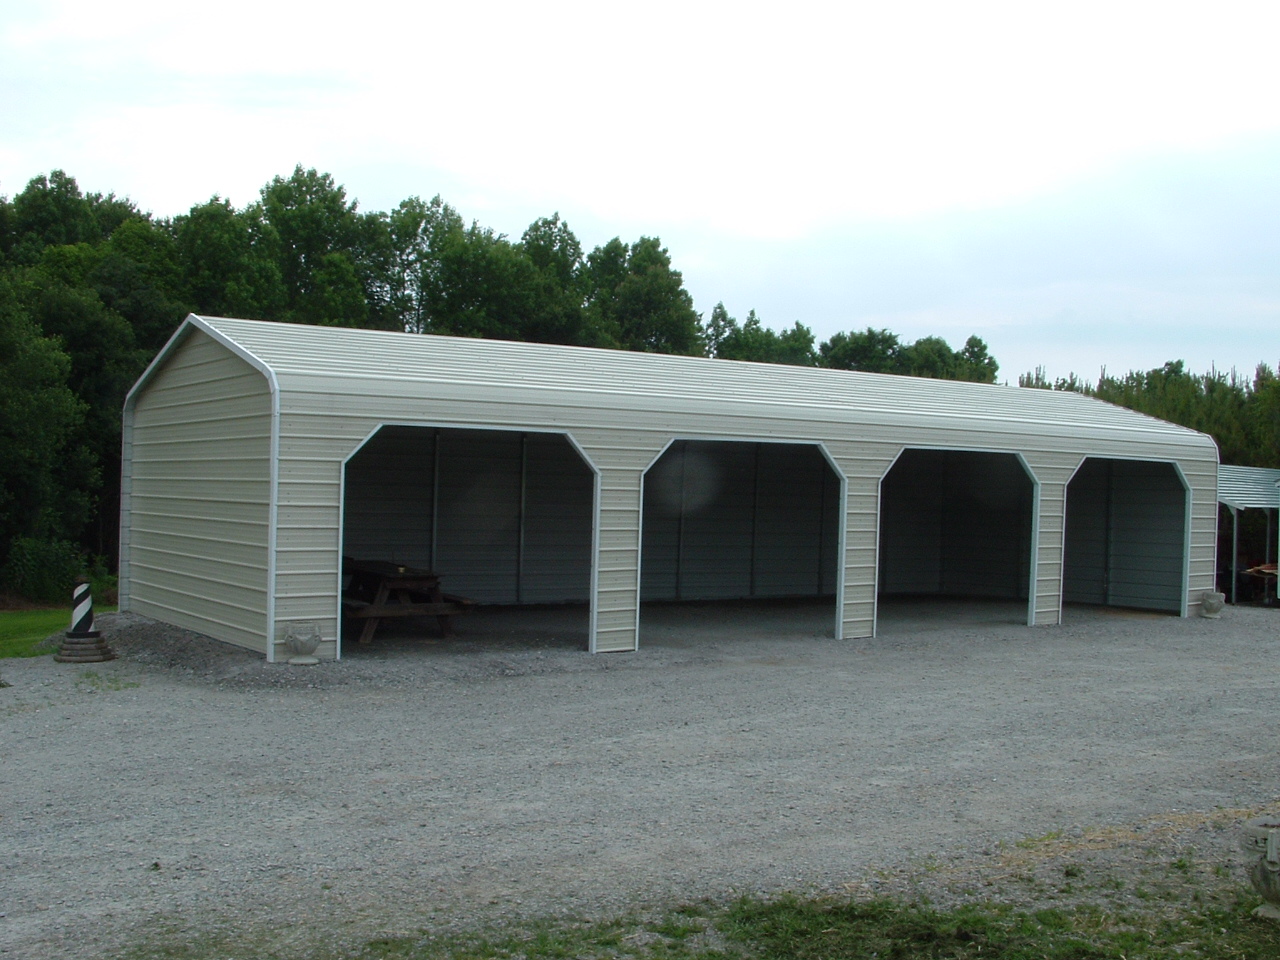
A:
[
  {"xmin": 119, "ymin": 315, "xmax": 1220, "ymax": 660},
  {"xmin": 1217, "ymin": 463, "xmax": 1280, "ymax": 602}
]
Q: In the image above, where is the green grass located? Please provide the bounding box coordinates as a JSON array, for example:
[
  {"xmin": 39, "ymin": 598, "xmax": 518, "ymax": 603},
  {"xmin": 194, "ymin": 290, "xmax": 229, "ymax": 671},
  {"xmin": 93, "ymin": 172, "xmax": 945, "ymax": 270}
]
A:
[
  {"xmin": 0, "ymin": 606, "xmax": 116, "ymax": 659},
  {"xmin": 122, "ymin": 888, "xmax": 1280, "ymax": 960},
  {"xmin": 716, "ymin": 894, "xmax": 1280, "ymax": 959}
]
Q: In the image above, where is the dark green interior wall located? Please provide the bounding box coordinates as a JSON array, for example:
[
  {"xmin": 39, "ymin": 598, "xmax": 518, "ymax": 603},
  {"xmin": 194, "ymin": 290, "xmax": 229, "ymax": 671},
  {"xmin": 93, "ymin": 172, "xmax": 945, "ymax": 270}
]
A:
[
  {"xmin": 343, "ymin": 427, "xmax": 594, "ymax": 604},
  {"xmin": 878, "ymin": 450, "xmax": 1033, "ymax": 600},
  {"xmin": 640, "ymin": 441, "xmax": 840, "ymax": 602},
  {"xmin": 1063, "ymin": 458, "xmax": 1185, "ymax": 611}
]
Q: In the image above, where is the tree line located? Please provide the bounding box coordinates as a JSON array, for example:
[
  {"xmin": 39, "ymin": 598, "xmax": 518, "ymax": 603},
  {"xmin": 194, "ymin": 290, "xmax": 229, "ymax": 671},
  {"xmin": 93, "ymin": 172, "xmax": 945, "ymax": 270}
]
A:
[
  {"xmin": 1019, "ymin": 364, "xmax": 1280, "ymax": 471},
  {"xmin": 0, "ymin": 165, "xmax": 1275, "ymax": 591}
]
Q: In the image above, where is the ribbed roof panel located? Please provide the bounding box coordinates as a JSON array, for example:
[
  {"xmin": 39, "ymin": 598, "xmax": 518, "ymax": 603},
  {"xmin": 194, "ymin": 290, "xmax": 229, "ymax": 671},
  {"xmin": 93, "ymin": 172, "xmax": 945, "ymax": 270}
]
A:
[
  {"xmin": 1218, "ymin": 464, "xmax": 1280, "ymax": 510},
  {"xmin": 192, "ymin": 315, "xmax": 1215, "ymax": 450}
]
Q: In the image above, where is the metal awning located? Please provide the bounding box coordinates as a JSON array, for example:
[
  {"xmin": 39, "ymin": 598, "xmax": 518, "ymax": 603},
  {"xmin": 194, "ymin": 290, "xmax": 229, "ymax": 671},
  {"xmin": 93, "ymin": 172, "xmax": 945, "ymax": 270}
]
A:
[
  {"xmin": 1218, "ymin": 464, "xmax": 1280, "ymax": 511},
  {"xmin": 1218, "ymin": 464, "xmax": 1280, "ymax": 603}
]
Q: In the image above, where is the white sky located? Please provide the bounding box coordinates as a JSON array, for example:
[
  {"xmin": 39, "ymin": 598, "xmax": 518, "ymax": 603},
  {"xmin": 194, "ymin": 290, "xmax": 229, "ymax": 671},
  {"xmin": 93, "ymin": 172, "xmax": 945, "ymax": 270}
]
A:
[{"xmin": 3, "ymin": 0, "xmax": 1278, "ymax": 382}]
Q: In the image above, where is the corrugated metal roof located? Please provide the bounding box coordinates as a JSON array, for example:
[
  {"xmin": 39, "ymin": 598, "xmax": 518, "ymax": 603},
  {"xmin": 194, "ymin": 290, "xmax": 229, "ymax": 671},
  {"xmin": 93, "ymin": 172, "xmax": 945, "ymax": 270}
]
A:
[
  {"xmin": 186, "ymin": 315, "xmax": 1216, "ymax": 449},
  {"xmin": 1218, "ymin": 464, "xmax": 1280, "ymax": 510}
]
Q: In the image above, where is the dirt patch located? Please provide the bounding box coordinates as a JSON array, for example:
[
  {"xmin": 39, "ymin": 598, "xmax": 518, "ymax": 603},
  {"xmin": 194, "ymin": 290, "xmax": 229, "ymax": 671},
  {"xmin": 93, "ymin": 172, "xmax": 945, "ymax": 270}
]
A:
[{"xmin": 1, "ymin": 602, "xmax": 1277, "ymax": 958}]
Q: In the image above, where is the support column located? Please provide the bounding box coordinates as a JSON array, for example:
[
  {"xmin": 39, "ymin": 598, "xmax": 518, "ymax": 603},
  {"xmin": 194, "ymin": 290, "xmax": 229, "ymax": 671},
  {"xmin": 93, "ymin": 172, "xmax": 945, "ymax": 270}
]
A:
[
  {"xmin": 572, "ymin": 430, "xmax": 670, "ymax": 653},
  {"xmin": 822, "ymin": 440, "xmax": 900, "ymax": 639},
  {"xmin": 1019, "ymin": 452, "xmax": 1085, "ymax": 626}
]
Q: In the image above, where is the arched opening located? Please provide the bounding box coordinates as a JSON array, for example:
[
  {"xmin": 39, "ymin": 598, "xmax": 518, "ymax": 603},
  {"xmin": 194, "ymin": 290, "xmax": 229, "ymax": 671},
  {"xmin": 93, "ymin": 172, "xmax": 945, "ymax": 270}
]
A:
[
  {"xmin": 639, "ymin": 440, "xmax": 842, "ymax": 645},
  {"xmin": 340, "ymin": 426, "xmax": 595, "ymax": 653},
  {"xmin": 877, "ymin": 449, "xmax": 1035, "ymax": 631},
  {"xmin": 1063, "ymin": 458, "xmax": 1186, "ymax": 614}
]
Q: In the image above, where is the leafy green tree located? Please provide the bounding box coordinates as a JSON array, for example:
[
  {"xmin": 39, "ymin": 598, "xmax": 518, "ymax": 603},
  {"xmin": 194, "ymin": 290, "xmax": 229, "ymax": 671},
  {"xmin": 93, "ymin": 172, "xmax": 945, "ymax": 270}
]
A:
[
  {"xmin": 957, "ymin": 335, "xmax": 999, "ymax": 383},
  {"xmin": 585, "ymin": 236, "xmax": 702, "ymax": 355},
  {"xmin": 898, "ymin": 335, "xmax": 959, "ymax": 379},
  {"xmin": 819, "ymin": 327, "xmax": 903, "ymax": 373},
  {"xmin": 94, "ymin": 217, "xmax": 189, "ymax": 353},
  {"xmin": 175, "ymin": 197, "xmax": 285, "ymax": 323},
  {"xmin": 371, "ymin": 195, "xmax": 465, "ymax": 334},
  {"xmin": 0, "ymin": 193, "xmax": 14, "ymax": 262},
  {"xmin": 518, "ymin": 214, "xmax": 598, "ymax": 345},
  {"xmin": 704, "ymin": 302, "xmax": 735, "ymax": 357},
  {"xmin": 9, "ymin": 170, "xmax": 98, "ymax": 263},
  {"xmin": 425, "ymin": 222, "xmax": 538, "ymax": 341},
  {"xmin": 258, "ymin": 166, "xmax": 371, "ymax": 326},
  {"xmin": 819, "ymin": 328, "xmax": 997, "ymax": 383},
  {"xmin": 1249, "ymin": 364, "xmax": 1280, "ymax": 468},
  {"xmin": 710, "ymin": 305, "xmax": 817, "ymax": 365},
  {"xmin": 0, "ymin": 280, "xmax": 88, "ymax": 562},
  {"xmin": 23, "ymin": 270, "xmax": 148, "ymax": 556}
]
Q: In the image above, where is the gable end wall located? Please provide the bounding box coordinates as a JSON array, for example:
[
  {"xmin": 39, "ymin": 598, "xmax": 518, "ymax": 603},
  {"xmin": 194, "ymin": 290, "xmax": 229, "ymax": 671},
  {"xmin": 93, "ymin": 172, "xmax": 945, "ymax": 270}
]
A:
[{"xmin": 122, "ymin": 329, "xmax": 273, "ymax": 652}]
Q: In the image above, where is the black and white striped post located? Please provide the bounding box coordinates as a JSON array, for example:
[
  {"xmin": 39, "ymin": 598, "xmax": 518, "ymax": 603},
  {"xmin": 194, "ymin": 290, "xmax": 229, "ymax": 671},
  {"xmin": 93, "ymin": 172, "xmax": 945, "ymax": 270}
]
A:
[
  {"xmin": 56, "ymin": 577, "xmax": 115, "ymax": 663},
  {"xmin": 68, "ymin": 578, "xmax": 100, "ymax": 638}
]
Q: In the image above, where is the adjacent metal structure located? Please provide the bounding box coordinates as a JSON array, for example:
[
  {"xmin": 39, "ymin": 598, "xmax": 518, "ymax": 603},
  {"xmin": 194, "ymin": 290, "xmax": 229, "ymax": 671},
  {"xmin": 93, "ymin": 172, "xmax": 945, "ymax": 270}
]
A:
[
  {"xmin": 120, "ymin": 315, "xmax": 1220, "ymax": 660},
  {"xmin": 1217, "ymin": 464, "xmax": 1280, "ymax": 603}
]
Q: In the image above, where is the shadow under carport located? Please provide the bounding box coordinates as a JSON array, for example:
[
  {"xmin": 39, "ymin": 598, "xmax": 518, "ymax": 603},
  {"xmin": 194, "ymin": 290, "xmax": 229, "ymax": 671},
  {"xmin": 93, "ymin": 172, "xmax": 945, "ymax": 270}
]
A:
[
  {"xmin": 340, "ymin": 603, "xmax": 591, "ymax": 657},
  {"xmin": 874, "ymin": 595, "xmax": 1029, "ymax": 635}
]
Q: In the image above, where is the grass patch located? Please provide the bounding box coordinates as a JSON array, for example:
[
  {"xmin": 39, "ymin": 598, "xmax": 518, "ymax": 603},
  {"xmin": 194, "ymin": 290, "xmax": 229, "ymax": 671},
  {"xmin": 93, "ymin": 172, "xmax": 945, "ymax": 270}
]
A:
[
  {"xmin": 121, "ymin": 887, "xmax": 1280, "ymax": 960},
  {"xmin": 0, "ymin": 607, "xmax": 116, "ymax": 659},
  {"xmin": 720, "ymin": 892, "xmax": 1280, "ymax": 958},
  {"xmin": 76, "ymin": 667, "xmax": 139, "ymax": 692}
]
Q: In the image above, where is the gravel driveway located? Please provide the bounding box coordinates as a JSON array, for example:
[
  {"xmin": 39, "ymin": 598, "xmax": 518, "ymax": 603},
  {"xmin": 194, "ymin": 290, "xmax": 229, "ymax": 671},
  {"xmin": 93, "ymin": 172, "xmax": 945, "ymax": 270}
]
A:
[{"xmin": 2, "ymin": 600, "xmax": 1277, "ymax": 958}]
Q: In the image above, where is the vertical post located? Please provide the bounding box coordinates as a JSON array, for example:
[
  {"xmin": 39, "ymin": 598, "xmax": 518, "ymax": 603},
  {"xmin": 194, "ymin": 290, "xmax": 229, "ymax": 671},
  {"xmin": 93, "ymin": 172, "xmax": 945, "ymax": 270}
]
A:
[
  {"xmin": 749, "ymin": 443, "xmax": 760, "ymax": 598},
  {"xmin": 430, "ymin": 429, "xmax": 440, "ymax": 571},
  {"xmin": 1103, "ymin": 460, "xmax": 1115, "ymax": 604},
  {"xmin": 814, "ymin": 450, "xmax": 826, "ymax": 596},
  {"xmin": 517, "ymin": 434, "xmax": 528, "ymax": 604},
  {"xmin": 675, "ymin": 442, "xmax": 686, "ymax": 601},
  {"xmin": 1231, "ymin": 506, "xmax": 1239, "ymax": 604},
  {"xmin": 69, "ymin": 578, "xmax": 99, "ymax": 638},
  {"xmin": 57, "ymin": 577, "xmax": 115, "ymax": 663}
]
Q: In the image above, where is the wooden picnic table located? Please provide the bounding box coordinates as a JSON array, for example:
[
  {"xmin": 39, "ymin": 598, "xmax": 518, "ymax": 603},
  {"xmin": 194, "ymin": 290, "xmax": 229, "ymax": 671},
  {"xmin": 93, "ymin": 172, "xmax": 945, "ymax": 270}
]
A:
[
  {"xmin": 1244, "ymin": 563, "xmax": 1278, "ymax": 605},
  {"xmin": 342, "ymin": 558, "xmax": 474, "ymax": 645}
]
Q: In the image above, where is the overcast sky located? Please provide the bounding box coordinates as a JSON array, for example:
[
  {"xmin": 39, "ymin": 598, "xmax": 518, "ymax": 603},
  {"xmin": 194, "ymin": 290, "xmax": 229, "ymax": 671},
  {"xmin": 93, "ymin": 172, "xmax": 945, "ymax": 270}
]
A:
[{"xmin": 3, "ymin": 0, "xmax": 1277, "ymax": 383}]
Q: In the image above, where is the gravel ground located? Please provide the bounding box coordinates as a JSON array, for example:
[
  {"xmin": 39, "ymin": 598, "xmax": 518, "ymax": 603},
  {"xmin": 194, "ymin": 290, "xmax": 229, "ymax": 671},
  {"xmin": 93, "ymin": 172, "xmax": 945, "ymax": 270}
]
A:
[{"xmin": 1, "ymin": 599, "xmax": 1277, "ymax": 958}]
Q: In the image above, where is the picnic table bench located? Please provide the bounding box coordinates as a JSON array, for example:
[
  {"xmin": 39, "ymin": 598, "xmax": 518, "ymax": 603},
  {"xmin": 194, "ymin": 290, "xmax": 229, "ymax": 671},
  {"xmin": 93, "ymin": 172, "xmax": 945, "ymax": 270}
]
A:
[{"xmin": 342, "ymin": 558, "xmax": 474, "ymax": 645}]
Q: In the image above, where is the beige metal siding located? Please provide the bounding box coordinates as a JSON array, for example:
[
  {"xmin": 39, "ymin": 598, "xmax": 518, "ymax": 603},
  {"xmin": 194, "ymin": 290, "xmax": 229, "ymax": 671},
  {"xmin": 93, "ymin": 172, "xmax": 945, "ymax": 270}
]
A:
[
  {"xmin": 1182, "ymin": 455, "xmax": 1219, "ymax": 613},
  {"xmin": 823, "ymin": 440, "xmax": 899, "ymax": 640},
  {"xmin": 166, "ymin": 317, "xmax": 1220, "ymax": 656},
  {"xmin": 123, "ymin": 329, "xmax": 272, "ymax": 651}
]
